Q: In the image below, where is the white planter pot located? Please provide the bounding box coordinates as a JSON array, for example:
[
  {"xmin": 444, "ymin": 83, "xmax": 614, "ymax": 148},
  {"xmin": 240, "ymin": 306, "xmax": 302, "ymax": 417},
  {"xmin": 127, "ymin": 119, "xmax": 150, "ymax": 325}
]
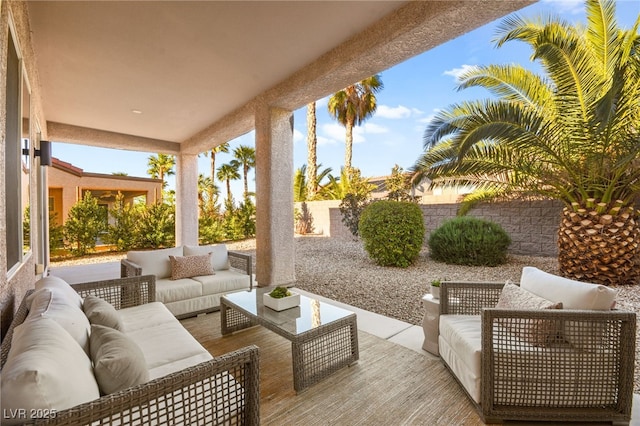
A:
[
  {"xmin": 430, "ymin": 285, "xmax": 440, "ymax": 299},
  {"xmin": 263, "ymin": 292, "xmax": 300, "ymax": 311}
]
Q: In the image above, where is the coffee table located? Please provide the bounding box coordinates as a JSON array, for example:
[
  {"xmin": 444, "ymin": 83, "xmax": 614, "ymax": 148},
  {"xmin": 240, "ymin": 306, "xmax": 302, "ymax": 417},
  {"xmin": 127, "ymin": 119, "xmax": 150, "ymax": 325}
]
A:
[{"xmin": 221, "ymin": 288, "xmax": 359, "ymax": 392}]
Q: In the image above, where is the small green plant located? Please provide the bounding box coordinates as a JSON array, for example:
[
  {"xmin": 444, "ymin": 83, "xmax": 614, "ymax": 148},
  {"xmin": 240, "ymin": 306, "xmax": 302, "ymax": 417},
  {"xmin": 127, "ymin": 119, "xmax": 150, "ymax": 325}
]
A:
[
  {"xmin": 268, "ymin": 286, "xmax": 292, "ymax": 299},
  {"xmin": 358, "ymin": 200, "xmax": 425, "ymax": 267},
  {"xmin": 430, "ymin": 279, "xmax": 441, "ymax": 287},
  {"xmin": 428, "ymin": 216, "xmax": 511, "ymax": 266}
]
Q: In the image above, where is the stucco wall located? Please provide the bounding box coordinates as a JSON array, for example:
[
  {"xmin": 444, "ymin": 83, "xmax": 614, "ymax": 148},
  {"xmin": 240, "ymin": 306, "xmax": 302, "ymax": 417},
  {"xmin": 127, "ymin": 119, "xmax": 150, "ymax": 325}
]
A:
[{"xmin": 324, "ymin": 199, "xmax": 564, "ymax": 257}]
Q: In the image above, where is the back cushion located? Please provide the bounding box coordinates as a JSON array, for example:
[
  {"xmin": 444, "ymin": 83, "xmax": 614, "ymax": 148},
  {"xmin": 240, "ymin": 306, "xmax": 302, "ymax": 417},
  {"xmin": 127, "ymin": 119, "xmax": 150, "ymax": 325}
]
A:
[
  {"xmin": 184, "ymin": 244, "xmax": 230, "ymax": 271},
  {"xmin": 520, "ymin": 267, "xmax": 617, "ymax": 310},
  {"xmin": 27, "ymin": 288, "xmax": 91, "ymax": 354},
  {"xmin": 35, "ymin": 276, "xmax": 83, "ymax": 309},
  {"xmin": 127, "ymin": 246, "xmax": 184, "ymax": 279},
  {"xmin": 0, "ymin": 318, "xmax": 100, "ymax": 425}
]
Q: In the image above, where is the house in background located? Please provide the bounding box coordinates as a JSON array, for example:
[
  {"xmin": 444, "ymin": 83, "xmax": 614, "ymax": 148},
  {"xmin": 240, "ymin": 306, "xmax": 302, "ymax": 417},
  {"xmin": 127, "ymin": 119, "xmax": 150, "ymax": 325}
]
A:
[
  {"xmin": 368, "ymin": 173, "xmax": 472, "ymax": 204},
  {"xmin": 47, "ymin": 157, "xmax": 162, "ymax": 227}
]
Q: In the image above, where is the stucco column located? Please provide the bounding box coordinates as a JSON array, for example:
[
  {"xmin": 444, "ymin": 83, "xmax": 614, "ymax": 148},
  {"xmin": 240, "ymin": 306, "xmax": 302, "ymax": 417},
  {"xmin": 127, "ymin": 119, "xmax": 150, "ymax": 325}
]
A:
[
  {"xmin": 255, "ymin": 104, "xmax": 295, "ymax": 286},
  {"xmin": 175, "ymin": 153, "xmax": 199, "ymax": 247}
]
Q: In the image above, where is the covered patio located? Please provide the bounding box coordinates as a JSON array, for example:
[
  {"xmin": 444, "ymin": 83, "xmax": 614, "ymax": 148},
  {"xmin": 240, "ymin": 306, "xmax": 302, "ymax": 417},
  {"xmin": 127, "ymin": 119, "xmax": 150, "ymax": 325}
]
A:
[{"xmin": 0, "ymin": 1, "xmax": 537, "ymax": 330}]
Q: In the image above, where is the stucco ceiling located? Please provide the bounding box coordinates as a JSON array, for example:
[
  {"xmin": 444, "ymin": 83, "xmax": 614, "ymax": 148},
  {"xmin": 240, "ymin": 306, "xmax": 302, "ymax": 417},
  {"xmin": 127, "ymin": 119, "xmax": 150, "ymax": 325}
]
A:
[{"xmin": 26, "ymin": 1, "xmax": 533, "ymax": 154}]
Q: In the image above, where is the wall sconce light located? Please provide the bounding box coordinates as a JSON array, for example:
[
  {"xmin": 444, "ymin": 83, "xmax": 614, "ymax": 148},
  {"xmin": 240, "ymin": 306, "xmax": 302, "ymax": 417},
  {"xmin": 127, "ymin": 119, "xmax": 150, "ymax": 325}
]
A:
[{"xmin": 34, "ymin": 141, "xmax": 52, "ymax": 166}]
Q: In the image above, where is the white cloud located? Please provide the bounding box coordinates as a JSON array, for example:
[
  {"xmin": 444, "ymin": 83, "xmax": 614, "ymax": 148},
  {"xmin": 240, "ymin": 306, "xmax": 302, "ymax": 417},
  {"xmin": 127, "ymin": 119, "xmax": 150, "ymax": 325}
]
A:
[
  {"xmin": 293, "ymin": 129, "xmax": 304, "ymax": 143},
  {"xmin": 363, "ymin": 122, "xmax": 389, "ymax": 134},
  {"xmin": 317, "ymin": 135, "xmax": 337, "ymax": 146},
  {"xmin": 321, "ymin": 122, "xmax": 388, "ymax": 144},
  {"xmin": 376, "ymin": 105, "xmax": 412, "ymax": 119},
  {"xmin": 442, "ymin": 64, "xmax": 478, "ymax": 81}
]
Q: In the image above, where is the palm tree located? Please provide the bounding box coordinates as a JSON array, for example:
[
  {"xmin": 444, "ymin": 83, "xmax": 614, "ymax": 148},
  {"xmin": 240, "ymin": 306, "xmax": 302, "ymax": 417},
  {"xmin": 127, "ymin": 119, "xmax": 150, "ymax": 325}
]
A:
[
  {"xmin": 201, "ymin": 142, "xmax": 230, "ymax": 182},
  {"xmin": 306, "ymin": 102, "xmax": 318, "ymax": 199},
  {"xmin": 147, "ymin": 153, "xmax": 175, "ymax": 202},
  {"xmin": 319, "ymin": 167, "xmax": 375, "ymax": 201},
  {"xmin": 328, "ymin": 75, "xmax": 383, "ymax": 170},
  {"xmin": 412, "ymin": 0, "xmax": 640, "ymax": 285},
  {"xmin": 294, "ymin": 164, "xmax": 334, "ymax": 202},
  {"xmin": 197, "ymin": 173, "xmax": 219, "ymax": 215},
  {"xmin": 217, "ymin": 162, "xmax": 240, "ymax": 205},
  {"xmin": 232, "ymin": 145, "xmax": 256, "ymax": 199}
]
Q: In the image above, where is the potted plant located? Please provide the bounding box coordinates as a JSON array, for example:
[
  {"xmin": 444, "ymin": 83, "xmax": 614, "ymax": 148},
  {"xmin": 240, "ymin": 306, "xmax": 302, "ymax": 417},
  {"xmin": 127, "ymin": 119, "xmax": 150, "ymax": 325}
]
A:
[
  {"xmin": 263, "ymin": 286, "xmax": 300, "ymax": 311},
  {"xmin": 430, "ymin": 279, "xmax": 441, "ymax": 299}
]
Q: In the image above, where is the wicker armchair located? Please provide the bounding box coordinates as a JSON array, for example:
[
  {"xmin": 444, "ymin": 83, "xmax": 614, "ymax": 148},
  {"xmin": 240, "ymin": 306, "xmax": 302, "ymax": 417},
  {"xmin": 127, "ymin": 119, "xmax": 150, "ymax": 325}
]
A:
[
  {"xmin": 439, "ymin": 281, "xmax": 636, "ymax": 425},
  {"xmin": 1, "ymin": 276, "xmax": 260, "ymax": 426}
]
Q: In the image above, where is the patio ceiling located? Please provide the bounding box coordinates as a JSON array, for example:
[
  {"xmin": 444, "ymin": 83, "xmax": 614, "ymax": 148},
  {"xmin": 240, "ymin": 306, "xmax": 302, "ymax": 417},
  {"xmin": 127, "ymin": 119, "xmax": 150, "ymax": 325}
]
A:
[{"xmin": 27, "ymin": 1, "xmax": 533, "ymax": 155}]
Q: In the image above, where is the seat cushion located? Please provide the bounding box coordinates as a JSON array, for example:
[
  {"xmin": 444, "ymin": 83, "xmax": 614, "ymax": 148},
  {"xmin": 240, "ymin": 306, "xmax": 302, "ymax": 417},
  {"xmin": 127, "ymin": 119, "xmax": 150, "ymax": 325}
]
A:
[
  {"xmin": 192, "ymin": 270, "xmax": 251, "ymax": 295},
  {"xmin": 184, "ymin": 244, "xmax": 230, "ymax": 271},
  {"xmin": 90, "ymin": 324, "xmax": 149, "ymax": 395},
  {"xmin": 117, "ymin": 302, "xmax": 176, "ymax": 332},
  {"xmin": 438, "ymin": 315, "xmax": 482, "ymax": 402},
  {"xmin": 0, "ymin": 318, "xmax": 100, "ymax": 425},
  {"xmin": 127, "ymin": 246, "xmax": 184, "ymax": 279},
  {"xmin": 155, "ymin": 278, "xmax": 203, "ymax": 304}
]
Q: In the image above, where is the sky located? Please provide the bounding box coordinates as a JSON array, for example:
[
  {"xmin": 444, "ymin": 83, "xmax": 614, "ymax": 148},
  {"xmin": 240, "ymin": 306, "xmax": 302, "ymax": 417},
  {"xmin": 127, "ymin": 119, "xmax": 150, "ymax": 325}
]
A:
[{"xmin": 52, "ymin": 0, "xmax": 640, "ymax": 202}]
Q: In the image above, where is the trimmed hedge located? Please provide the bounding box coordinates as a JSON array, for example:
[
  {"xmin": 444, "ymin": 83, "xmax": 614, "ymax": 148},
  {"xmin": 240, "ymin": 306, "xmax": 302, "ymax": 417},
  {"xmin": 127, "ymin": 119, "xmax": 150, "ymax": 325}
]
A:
[
  {"xmin": 428, "ymin": 216, "xmax": 511, "ymax": 266},
  {"xmin": 358, "ymin": 200, "xmax": 425, "ymax": 267}
]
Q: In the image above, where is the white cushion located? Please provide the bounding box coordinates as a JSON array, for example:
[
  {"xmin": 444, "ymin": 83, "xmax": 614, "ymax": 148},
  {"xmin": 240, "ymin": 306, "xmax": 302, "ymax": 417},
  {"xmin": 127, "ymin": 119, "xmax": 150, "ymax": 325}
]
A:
[
  {"xmin": 0, "ymin": 318, "xmax": 100, "ymax": 425},
  {"xmin": 192, "ymin": 270, "xmax": 251, "ymax": 295},
  {"xmin": 83, "ymin": 295, "xmax": 124, "ymax": 331},
  {"xmin": 155, "ymin": 278, "xmax": 203, "ymax": 304},
  {"xmin": 184, "ymin": 244, "xmax": 230, "ymax": 271},
  {"xmin": 127, "ymin": 246, "xmax": 184, "ymax": 279},
  {"xmin": 117, "ymin": 302, "xmax": 176, "ymax": 332},
  {"xmin": 520, "ymin": 267, "xmax": 617, "ymax": 310},
  {"xmin": 26, "ymin": 288, "xmax": 91, "ymax": 354},
  {"xmin": 34, "ymin": 275, "xmax": 83, "ymax": 309}
]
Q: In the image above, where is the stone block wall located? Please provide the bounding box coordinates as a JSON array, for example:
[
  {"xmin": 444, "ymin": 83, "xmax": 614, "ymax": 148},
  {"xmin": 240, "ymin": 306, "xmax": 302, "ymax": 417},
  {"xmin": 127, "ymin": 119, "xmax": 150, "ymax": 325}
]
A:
[{"xmin": 318, "ymin": 199, "xmax": 564, "ymax": 257}]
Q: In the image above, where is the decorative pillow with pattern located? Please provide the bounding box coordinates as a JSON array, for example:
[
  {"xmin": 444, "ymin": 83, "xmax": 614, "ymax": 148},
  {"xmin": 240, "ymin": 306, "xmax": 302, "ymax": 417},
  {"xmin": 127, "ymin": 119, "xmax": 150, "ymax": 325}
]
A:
[
  {"xmin": 496, "ymin": 283, "xmax": 563, "ymax": 347},
  {"xmin": 169, "ymin": 254, "xmax": 215, "ymax": 280}
]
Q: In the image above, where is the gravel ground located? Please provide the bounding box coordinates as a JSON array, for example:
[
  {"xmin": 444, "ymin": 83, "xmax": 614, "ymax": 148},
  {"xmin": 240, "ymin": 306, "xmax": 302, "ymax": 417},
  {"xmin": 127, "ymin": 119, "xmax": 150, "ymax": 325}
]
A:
[{"xmin": 52, "ymin": 236, "xmax": 640, "ymax": 392}]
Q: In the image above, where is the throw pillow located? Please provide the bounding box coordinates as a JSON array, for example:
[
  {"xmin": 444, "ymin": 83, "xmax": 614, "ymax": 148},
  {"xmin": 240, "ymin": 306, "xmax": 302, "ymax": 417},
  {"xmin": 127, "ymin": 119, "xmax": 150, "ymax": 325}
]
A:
[
  {"xmin": 83, "ymin": 295, "xmax": 124, "ymax": 331},
  {"xmin": 184, "ymin": 244, "xmax": 230, "ymax": 271},
  {"xmin": 496, "ymin": 283, "xmax": 563, "ymax": 347},
  {"xmin": 169, "ymin": 253, "xmax": 215, "ymax": 280},
  {"xmin": 1, "ymin": 318, "xmax": 100, "ymax": 425},
  {"xmin": 90, "ymin": 324, "xmax": 149, "ymax": 395}
]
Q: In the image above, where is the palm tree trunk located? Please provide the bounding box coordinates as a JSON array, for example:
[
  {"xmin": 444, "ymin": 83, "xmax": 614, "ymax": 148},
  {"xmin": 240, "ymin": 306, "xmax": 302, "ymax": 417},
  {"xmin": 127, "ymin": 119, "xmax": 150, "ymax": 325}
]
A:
[
  {"xmin": 226, "ymin": 179, "xmax": 232, "ymax": 204},
  {"xmin": 243, "ymin": 166, "xmax": 249, "ymax": 199},
  {"xmin": 210, "ymin": 150, "xmax": 215, "ymax": 182},
  {"xmin": 345, "ymin": 117, "xmax": 354, "ymax": 171},
  {"xmin": 306, "ymin": 102, "xmax": 318, "ymax": 200},
  {"xmin": 159, "ymin": 170, "xmax": 164, "ymax": 202},
  {"xmin": 558, "ymin": 205, "xmax": 640, "ymax": 285}
]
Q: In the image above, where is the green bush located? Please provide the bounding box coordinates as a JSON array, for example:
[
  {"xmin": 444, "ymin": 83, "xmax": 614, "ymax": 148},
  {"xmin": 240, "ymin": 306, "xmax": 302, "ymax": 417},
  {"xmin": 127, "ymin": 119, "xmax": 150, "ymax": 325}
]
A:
[
  {"xmin": 358, "ymin": 200, "xmax": 425, "ymax": 267},
  {"xmin": 63, "ymin": 192, "xmax": 107, "ymax": 256},
  {"xmin": 428, "ymin": 216, "xmax": 511, "ymax": 266}
]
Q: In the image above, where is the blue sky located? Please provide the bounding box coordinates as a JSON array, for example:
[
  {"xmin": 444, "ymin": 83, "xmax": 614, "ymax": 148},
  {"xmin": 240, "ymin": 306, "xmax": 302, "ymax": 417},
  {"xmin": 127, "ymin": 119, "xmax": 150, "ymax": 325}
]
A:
[{"xmin": 53, "ymin": 0, "xmax": 640, "ymax": 202}]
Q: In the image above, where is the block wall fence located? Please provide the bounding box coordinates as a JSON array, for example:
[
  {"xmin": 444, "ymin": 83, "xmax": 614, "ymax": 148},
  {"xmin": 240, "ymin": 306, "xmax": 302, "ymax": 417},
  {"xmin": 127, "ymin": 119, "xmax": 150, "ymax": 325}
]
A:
[{"xmin": 295, "ymin": 199, "xmax": 564, "ymax": 257}]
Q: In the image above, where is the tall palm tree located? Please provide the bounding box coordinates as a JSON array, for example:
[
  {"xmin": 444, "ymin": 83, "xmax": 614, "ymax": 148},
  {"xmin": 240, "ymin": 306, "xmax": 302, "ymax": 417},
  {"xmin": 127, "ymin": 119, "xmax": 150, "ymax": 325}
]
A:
[
  {"xmin": 147, "ymin": 153, "xmax": 175, "ymax": 202},
  {"xmin": 217, "ymin": 162, "xmax": 240, "ymax": 205},
  {"xmin": 201, "ymin": 142, "xmax": 230, "ymax": 182},
  {"xmin": 232, "ymin": 144, "xmax": 256, "ymax": 199},
  {"xmin": 412, "ymin": 0, "xmax": 640, "ymax": 285},
  {"xmin": 306, "ymin": 102, "xmax": 318, "ymax": 199},
  {"xmin": 328, "ymin": 75, "xmax": 383, "ymax": 171}
]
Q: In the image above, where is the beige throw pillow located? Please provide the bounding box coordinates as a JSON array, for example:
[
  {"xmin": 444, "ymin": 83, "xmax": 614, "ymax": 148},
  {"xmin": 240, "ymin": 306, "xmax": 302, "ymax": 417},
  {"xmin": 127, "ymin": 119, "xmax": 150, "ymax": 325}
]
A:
[
  {"xmin": 169, "ymin": 254, "xmax": 215, "ymax": 280},
  {"xmin": 90, "ymin": 324, "xmax": 149, "ymax": 395},
  {"xmin": 496, "ymin": 283, "xmax": 563, "ymax": 347},
  {"xmin": 83, "ymin": 295, "xmax": 124, "ymax": 331}
]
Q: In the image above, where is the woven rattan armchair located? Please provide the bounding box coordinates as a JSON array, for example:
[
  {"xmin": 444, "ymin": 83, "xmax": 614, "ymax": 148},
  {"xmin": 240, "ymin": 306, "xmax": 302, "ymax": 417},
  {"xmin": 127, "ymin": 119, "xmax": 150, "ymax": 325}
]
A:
[
  {"xmin": 439, "ymin": 281, "xmax": 636, "ymax": 425},
  {"xmin": 1, "ymin": 275, "xmax": 260, "ymax": 426}
]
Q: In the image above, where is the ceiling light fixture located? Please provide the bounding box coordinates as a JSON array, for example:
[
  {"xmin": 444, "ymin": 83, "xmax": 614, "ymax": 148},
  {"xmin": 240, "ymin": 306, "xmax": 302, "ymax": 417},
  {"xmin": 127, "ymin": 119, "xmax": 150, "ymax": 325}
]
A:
[{"xmin": 131, "ymin": 109, "xmax": 142, "ymax": 114}]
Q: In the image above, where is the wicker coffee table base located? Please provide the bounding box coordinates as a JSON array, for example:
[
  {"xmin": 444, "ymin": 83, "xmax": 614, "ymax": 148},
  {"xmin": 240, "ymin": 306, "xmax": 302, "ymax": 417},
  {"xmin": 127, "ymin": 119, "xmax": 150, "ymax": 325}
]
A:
[{"xmin": 221, "ymin": 299, "xmax": 359, "ymax": 392}]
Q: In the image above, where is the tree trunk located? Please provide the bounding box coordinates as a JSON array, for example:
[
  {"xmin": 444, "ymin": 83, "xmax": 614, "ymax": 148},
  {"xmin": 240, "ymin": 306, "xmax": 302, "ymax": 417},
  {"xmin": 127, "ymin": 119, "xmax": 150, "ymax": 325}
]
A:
[
  {"xmin": 210, "ymin": 150, "xmax": 215, "ymax": 182},
  {"xmin": 557, "ymin": 205, "xmax": 640, "ymax": 285},
  {"xmin": 306, "ymin": 102, "xmax": 317, "ymax": 200},
  {"xmin": 345, "ymin": 117, "xmax": 354, "ymax": 171}
]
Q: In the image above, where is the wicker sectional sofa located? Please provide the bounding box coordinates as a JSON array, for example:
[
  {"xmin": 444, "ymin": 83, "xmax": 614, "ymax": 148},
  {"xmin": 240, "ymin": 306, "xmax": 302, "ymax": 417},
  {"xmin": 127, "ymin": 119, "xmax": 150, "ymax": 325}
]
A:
[
  {"xmin": 121, "ymin": 244, "xmax": 253, "ymax": 319},
  {"xmin": 0, "ymin": 275, "xmax": 259, "ymax": 425},
  {"xmin": 438, "ymin": 267, "xmax": 636, "ymax": 425}
]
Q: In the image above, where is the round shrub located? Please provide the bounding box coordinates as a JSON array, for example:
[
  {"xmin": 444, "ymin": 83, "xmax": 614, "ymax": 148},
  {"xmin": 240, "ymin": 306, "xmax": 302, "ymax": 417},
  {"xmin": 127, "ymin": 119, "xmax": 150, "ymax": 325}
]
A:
[
  {"xmin": 358, "ymin": 200, "xmax": 425, "ymax": 268},
  {"xmin": 428, "ymin": 216, "xmax": 511, "ymax": 266}
]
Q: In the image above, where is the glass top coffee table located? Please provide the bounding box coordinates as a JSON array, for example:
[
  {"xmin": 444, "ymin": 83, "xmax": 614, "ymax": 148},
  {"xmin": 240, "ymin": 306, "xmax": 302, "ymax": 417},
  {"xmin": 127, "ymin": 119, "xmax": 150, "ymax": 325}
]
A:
[{"xmin": 221, "ymin": 288, "xmax": 359, "ymax": 392}]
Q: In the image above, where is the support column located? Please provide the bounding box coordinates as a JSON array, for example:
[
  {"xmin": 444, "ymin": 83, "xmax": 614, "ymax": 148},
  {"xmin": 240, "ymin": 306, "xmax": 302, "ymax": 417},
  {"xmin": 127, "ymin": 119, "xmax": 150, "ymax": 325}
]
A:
[
  {"xmin": 175, "ymin": 153, "xmax": 199, "ymax": 247},
  {"xmin": 255, "ymin": 103, "xmax": 295, "ymax": 286}
]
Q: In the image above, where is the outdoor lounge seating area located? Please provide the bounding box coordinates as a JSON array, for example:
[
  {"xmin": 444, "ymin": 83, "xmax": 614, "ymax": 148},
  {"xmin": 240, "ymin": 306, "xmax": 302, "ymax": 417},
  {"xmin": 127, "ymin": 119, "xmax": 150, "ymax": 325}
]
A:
[
  {"xmin": 0, "ymin": 275, "xmax": 259, "ymax": 425},
  {"xmin": 437, "ymin": 267, "xmax": 636, "ymax": 424}
]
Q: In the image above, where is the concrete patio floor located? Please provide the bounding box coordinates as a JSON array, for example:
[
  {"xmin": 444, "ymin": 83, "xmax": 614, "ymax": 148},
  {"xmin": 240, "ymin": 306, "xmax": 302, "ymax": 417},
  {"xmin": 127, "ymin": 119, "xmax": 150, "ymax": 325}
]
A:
[{"xmin": 49, "ymin": 261, "xmax": 640, "ymax": 425}]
